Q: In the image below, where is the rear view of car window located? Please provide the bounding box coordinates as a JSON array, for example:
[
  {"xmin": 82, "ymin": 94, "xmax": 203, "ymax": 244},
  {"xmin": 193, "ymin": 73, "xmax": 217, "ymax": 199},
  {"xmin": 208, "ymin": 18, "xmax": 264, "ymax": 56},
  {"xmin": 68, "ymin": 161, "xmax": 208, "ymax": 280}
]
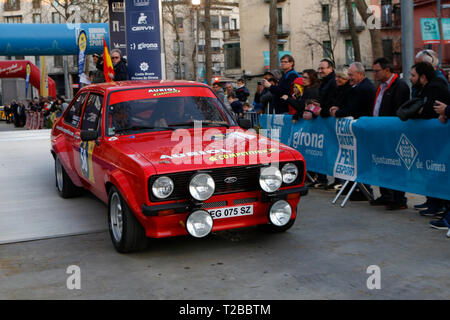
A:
[
  {"xmin": 64, "ymin": 92, "xmax": 88, "ymax": 128},
  {"xmin": 81, "ymin": 94, "xmax": 103, "ymax": 132}
]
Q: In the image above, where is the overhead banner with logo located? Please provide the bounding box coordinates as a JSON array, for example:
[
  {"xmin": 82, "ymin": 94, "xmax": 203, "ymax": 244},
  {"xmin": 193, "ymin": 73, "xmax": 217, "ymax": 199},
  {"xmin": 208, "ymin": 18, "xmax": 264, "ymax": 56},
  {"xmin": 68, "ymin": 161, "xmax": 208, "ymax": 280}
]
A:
[
  {"xmin": 124, "ymin": 0, "xmax": 162, "ymax": 80},
  {"xmin": 260, "ymin": 115, "xmax": 450, "ymax": 200},
  {"xmin": 108, "ymin": 0, "xmax": 127, "ymax": 54}
]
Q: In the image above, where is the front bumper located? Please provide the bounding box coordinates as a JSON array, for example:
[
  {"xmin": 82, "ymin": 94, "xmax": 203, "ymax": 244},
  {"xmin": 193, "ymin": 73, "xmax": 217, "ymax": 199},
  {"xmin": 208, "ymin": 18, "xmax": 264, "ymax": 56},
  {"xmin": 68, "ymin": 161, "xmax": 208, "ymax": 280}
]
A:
[{"xmin": 142, "ymin": 186, "xmax": 308, "ymax": 217}]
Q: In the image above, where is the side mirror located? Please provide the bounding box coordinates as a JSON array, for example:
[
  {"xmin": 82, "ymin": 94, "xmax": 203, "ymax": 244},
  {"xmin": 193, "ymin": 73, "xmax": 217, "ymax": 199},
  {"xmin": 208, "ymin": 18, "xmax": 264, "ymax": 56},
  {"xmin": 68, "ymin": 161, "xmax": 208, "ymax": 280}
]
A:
[
  {"xmin": 80, "ymin": 130, "xmax": 98, "ymax": 141},
  {"xmin": 238, "ymin": 118, "xmax": 252, "ymax": 129}
]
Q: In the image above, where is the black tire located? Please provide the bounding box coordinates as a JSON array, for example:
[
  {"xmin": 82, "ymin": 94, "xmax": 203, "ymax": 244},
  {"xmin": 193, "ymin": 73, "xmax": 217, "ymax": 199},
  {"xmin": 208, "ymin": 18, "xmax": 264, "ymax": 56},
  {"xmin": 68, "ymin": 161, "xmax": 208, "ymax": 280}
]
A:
[
  {"xmin": 55, "ymin": 156, "xmax": 83, "ymax": 198},
  {"xmin": 258, "ymin": 217, "xmax": 296, "ymax": 233},
  {"xmin": 108, "ymin": 186, "xmax": 148, "ymax": 253}
]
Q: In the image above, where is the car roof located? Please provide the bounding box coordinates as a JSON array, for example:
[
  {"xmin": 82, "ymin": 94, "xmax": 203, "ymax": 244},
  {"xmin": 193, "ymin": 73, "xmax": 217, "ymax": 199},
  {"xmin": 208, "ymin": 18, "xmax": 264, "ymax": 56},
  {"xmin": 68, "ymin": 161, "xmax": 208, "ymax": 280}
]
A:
[{"xmin": 82, "ymin": 80, "xmax": 210, "ymax": 94}]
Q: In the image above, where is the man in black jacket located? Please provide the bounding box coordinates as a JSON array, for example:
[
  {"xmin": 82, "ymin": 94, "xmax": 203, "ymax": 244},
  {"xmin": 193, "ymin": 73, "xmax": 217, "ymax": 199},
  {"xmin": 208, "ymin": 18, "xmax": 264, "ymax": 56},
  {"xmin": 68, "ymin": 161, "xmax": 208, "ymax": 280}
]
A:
[
  {"xmin": 409, "ymin": 62, "xmax": 450, "ymax": 218},
  {"xmin": 370, "ymin": 58, "xmax": 411, "ymax": 210},
  {"xmin": 410, "ymin": 62, "xmax": 450, "ymax": 119},
  {"xmin": 110, "ymin": 49, "xmax": 129, "ymax": 81},
  {"xmin": 263, "ymin": 54, "xmax": 300, "ymax": 114},
  {"xmin": 330, "ymin": 62, "xmax": 376, "ymax": 119},
  {"xmin": 318, "ymin": 59, "xmax": 338, "ymax": 118}
]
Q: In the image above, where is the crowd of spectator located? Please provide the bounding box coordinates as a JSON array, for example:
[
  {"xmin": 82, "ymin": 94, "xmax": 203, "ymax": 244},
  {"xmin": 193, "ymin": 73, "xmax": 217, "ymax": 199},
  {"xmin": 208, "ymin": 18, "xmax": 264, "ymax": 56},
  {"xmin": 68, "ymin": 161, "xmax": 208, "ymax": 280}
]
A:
[
  {"xmin": 3, "ymin": 96, "xmax": 69, "ymax": 129},
  {"xmin": 242, "ymin": 51, "xmax": 450, "ymax": 233}
]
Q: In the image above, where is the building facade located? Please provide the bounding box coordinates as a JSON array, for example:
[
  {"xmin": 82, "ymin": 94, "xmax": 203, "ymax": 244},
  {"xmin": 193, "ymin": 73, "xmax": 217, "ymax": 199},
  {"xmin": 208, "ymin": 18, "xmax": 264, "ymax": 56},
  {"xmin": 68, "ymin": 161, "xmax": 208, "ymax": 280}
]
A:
[{"xmin": 161, "ymin": 0, "xmax": 240, "ymax": 82}]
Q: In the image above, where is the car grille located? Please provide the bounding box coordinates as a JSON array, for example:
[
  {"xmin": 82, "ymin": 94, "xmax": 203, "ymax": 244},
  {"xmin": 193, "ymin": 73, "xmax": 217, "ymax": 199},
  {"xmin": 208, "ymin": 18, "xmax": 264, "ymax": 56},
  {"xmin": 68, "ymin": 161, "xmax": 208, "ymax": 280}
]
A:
[{"xmin": 148, "ymin": 161, "xmax": 304, "ymax": 202}]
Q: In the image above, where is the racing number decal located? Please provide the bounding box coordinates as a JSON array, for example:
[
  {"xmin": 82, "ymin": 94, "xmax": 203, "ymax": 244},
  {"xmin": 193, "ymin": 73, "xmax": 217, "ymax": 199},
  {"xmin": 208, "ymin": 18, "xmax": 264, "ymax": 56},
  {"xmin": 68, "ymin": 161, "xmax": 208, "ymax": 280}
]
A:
[{"xmin": 79, "ymin": 141, "xmax": 95, "ymax": 183}]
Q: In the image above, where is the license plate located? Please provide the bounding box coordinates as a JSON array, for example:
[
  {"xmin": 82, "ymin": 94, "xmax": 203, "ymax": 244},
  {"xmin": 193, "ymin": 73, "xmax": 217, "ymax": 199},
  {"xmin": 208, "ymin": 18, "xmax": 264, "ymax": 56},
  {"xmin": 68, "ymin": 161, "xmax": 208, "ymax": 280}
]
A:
[{"xmin": 208, "ymin": 205, "xmax": 253, "ymax": 220}]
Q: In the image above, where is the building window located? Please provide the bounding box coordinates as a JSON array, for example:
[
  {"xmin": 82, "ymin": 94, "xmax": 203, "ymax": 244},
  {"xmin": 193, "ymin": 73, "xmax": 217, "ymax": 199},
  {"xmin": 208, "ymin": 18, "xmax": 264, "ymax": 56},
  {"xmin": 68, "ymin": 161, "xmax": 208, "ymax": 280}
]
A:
[
  {"xmin": 382, "ymin": 39, "xmax": 393, "ymax": 62},
  {"xmin": 212, "ymin": 62, "xmax": 221, "ymax": 74},
  {"xmin": 322, "ymin": 4, "xmax": 330, "ymax": 22},
  {"xmin": 231, "ymin": 18, "xmax": 237, "ymax": 30},
  {"xmin": 211, "ymin": 38, "xmax": 221, "ymax": 53},
  {"xmin": 222, "ymin": 16, "xmax": 229, "ymax": 30},
  {"xmin": 345, "ymin": 2, "xmax": 358, "ymax": 27},
  {"xmin": 176, "ymin": 17, "xmax": 183, "ymax": 31},
  {"xmin": 54, "ymin": 56, "xmax": 63, "ymax": 68},
  {"xmin": 15, "ymin": 56, "xmax": 25, "ymax": 60},
  {"xmin": 345, "ymin": 39, "xmax": 354, "ymax": 65},
  {"xmin": 198, "ymin": 38, "xmax": 205, "ymax": 52},
  {"xmin": 93, "ymin": 9, "xmax": 100, "ymax": 22},
  {"xmin": 52, "ymin": 12, "xmax": 62, "ymax": 23},
  {"xmin": 277, "ymin": 44, "xmax": 284, "ymax": 51},
  {"xmin": 224, "ymin": 43, "xmax": 240, "ymax": 69},
  {"xmin": 211, "ymin": 15, "xmax": 220, "ymax": 29},
  {"xmin": 174, "ymin": 63, "xmax": 186, "ymax": 79},
  {"xmin": 381, "ymin": 0, "xmax": 393, "ymax": 27},
  {"xmin": 32, "ymin": 0, "xmax": 40, "ymax": 8},
  {"xmin": 32, "ymin": 13, "xmax": 41, "ymax": 23},
  {"xmin": 173, "ymin": 40, "xmax": 184, "ymax": 55},
  {"xmin": 5, "ymin": 15, "xmax": 22, "ymax": 23},
  {"xmin": 4, "ymin": 0, "xmax": 20, "ymax": 11},
  {"xmin": 277, "ymin": 8, "xmax": 283, "ymax": 27},
  {"xmin": 323, "ymin": 40, "xmax": 332, "ymax": 58}
]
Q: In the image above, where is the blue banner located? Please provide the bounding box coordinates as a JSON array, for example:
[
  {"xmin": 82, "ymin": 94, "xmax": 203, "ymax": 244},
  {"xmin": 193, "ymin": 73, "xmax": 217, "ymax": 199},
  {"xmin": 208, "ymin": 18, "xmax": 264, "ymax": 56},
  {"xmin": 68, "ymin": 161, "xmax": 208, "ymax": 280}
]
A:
[
  {"xmin": 125, "ymin": 0, "xmax": 162, "ymax": 80},
  {"xmin": 260, "ymin": 115, "xmax": 450, "ymax": 200},
  {"xmin": 77, "ymin": 30, "xmax": 87, "ymax": 86},
  {"xmin": 0, "ymin": 23, "xmax": 108, "ymax": 56}
]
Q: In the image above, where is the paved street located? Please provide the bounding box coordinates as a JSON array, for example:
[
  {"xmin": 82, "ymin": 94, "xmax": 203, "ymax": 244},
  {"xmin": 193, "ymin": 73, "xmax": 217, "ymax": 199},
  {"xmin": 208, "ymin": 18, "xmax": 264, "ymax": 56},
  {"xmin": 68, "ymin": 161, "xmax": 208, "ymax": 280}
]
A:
[{"xmin": 0, "ymin": 124, "xmax": 449, "ymax": 300}]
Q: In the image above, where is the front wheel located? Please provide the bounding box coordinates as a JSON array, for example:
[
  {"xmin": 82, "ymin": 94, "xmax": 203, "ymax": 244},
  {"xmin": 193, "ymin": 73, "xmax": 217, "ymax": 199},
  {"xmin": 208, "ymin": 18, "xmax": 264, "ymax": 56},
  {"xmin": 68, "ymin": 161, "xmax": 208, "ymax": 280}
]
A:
[{"xmin": 108, "ymin": 186, "xmax": 148, "ymax": 253}]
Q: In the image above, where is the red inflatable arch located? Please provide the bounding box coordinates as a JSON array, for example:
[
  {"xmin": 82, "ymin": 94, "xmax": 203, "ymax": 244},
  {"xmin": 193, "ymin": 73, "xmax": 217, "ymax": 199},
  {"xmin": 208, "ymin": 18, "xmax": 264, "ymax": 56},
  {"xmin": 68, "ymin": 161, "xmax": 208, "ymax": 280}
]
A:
[{"xmin": 0, "ymin": 60, "xmax": 56, "ymax": 98}]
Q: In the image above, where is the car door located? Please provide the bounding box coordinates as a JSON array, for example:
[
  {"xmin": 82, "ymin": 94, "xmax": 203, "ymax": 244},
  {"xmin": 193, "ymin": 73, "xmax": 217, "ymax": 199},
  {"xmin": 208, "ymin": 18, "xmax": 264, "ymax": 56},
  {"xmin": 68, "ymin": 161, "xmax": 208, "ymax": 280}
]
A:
[
  {"xmin": 74, "ymin": 92, "xmax": 104, "ymax": 191},
  {"xmin": 61, "ymin": 91, "xmax": 89, "ymax": 176}
]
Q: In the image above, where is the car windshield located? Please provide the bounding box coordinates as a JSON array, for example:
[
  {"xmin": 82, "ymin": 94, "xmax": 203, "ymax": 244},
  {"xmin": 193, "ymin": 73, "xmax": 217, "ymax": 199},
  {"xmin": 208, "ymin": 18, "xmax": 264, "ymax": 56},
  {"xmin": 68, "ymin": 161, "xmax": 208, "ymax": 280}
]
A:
[{"xmin": 106, "ymin": 86, "xmax": 236, "ymax": 135}]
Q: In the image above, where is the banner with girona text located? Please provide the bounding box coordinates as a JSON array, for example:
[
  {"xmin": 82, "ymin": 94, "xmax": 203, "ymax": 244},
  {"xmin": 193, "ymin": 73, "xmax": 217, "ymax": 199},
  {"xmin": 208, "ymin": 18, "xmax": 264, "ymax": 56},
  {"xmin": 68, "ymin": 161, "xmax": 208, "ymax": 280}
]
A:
[
  {"xmin": 260, "ymin": 115, "xmax": 450, "ymax": 200},
  {"xmin": 125, "ymin": 0, "xmax": 163, "ymax": 80}
]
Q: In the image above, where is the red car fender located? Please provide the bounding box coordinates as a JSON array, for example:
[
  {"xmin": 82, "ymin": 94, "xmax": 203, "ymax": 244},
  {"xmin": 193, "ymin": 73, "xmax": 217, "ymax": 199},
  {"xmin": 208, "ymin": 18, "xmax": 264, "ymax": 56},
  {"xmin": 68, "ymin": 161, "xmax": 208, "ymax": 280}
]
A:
[
  {"xmin": 51, "ymin": 133, "xmax": 84, "ymax": 187},
  {"xmin": 108, "ymin": 169, "xmax": 143, "ymax": 220}
]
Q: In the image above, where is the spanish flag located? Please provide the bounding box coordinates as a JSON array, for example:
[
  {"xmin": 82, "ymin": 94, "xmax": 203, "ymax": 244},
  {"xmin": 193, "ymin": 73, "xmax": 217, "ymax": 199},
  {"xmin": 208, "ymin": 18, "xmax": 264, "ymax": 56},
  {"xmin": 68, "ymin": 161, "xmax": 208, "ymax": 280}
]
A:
[{"xmin": 103, "ymin": 37, "xmax": 115, "ymax": 82}]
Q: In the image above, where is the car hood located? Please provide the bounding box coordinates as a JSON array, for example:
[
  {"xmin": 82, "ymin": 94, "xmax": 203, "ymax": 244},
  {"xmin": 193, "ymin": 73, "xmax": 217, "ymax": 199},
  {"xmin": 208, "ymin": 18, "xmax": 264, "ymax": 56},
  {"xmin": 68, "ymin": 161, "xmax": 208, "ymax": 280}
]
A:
[{"xmin": 109, "ymin": 127, "xmax": 301, "ymax": 174}]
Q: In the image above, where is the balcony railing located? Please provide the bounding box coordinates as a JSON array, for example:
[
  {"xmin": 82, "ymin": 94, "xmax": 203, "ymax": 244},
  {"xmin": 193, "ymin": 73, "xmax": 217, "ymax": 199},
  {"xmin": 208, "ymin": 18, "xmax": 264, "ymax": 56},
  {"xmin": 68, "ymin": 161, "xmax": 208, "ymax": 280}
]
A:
[
  {"xmin": 263, "ymin": 24, "xmax": 290, "ymax": 38},
  {"xmin": 4, "ymin": 1, "xmax": 20, "ymax": 11},
  {"xmin": 223, "ymin": 29, "xmax": 240, "ymax": 42},
  {"xmin": 264, "ymin": 0, "xmax": 286, "ymax": 3}
]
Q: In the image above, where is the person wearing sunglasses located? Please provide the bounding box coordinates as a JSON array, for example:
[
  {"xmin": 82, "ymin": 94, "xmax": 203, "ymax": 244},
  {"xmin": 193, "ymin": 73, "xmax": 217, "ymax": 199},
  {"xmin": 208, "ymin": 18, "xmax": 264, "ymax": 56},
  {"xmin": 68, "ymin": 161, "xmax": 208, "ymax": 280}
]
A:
[{"xmin": 110, "ymin": 49, "xmax": 129, "ymax": 81}]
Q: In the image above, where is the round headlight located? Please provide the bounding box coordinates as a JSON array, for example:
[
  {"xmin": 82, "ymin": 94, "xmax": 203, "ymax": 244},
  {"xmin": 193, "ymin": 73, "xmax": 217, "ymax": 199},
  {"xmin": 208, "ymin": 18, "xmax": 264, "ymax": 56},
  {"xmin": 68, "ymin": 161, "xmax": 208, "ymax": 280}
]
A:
[
  {"xmin": 186, "ymin": 210, "xmax": 214, "ymax": 238},
  {"xmin": 189, "ymin": 173, "xmax": 215, "ymax": 201},
  {"xmin": 259, "ymin": 166, "xmax": 282, "ymax": 192},
  {"xmin": 282, "ymin": 163, "xmax": 298, "ymax": 184},
  {"xmin": 152, "ymin": 176, "xmax": 174, "ymax": 199},
  {"xmin": 269, "ymin": 200, "xmax": 292, "ymax": 227}
]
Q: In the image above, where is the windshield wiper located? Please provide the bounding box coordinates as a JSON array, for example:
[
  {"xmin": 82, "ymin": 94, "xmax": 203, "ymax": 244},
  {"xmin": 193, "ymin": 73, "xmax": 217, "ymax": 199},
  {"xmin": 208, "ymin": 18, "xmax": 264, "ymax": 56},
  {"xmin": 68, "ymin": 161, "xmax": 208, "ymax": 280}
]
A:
[
  {"xmin": 114, "ymin": 125, "xmax": 175, "ymax": 134},
  {"xmin": 169, "ymin": 120, "xmax": 230, "ymax": 128}
]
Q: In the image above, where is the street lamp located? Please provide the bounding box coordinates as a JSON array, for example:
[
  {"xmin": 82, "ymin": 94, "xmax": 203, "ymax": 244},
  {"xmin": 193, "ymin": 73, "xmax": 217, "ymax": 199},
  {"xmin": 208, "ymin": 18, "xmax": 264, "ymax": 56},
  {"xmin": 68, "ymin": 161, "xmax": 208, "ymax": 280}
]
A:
[{"xmin": 192, "ymin": 0, "xmax": 201, "ymax": 81}]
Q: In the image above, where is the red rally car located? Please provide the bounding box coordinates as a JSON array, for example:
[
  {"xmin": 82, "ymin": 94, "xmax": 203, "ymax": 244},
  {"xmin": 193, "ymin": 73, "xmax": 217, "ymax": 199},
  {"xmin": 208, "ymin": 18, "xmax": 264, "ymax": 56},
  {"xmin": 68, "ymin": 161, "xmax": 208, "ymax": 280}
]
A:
[{"xmin": 51, "ymin": 81, "xmax": 307, "ymax": 253}]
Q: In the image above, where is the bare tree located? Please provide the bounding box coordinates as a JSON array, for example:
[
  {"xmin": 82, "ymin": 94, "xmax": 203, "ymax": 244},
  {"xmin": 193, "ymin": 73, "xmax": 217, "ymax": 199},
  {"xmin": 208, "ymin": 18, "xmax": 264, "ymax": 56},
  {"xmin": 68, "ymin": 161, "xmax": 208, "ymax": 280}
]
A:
[
  {"xmin": 345, "ymin": 0, "xmax": 361, "ymax": 62},
  {"xmin": 204, "ymin": 0, "xmax": 212, "ymax": 85},
  {"xmin": 354, "ymin": 0, "xmax": 383, "ymax": 60},
  {"xmin": 300, "ymin": 0, "xmax": 339, "ymax": 66},
  {"xmin": 162, "ymin": 0, "xmax": 189, "ymax": 79},
  {"xmin": 268, "ymin": 0, "xmax": 278, "ymax": 71}
]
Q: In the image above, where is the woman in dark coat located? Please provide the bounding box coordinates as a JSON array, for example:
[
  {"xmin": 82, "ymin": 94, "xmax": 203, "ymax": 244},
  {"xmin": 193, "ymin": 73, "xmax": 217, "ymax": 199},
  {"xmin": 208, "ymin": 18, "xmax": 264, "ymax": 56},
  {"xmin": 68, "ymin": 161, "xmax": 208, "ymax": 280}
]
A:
[{"xmin": 282, "ymin": 69, "xmax": 321, "ymax": 121}]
